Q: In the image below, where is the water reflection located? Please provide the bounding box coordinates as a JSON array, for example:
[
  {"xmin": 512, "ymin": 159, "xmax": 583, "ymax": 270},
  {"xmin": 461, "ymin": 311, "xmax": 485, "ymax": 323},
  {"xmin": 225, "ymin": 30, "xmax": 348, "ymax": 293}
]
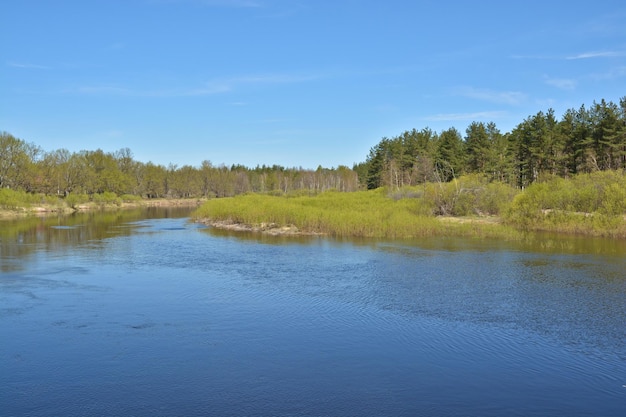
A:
[
  {"xmin": 0, "ymin": 207, "xmax": 194, "ymax": 273},
  {"xmin": 205, "ymin": 224, "xmax": 626, "ymax": 259},
  {"xmin": 1, "ymin": 211, "xmax": 625, "ymax": 416}
]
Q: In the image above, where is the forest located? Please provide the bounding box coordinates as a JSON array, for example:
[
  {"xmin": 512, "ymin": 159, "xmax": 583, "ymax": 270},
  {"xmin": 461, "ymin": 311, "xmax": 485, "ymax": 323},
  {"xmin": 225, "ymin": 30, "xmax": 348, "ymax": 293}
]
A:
[
  {"xmin": 355, "ymin": 97, "xmax": 626, "ymax": 190},
  {"xmin": 1, "ymin": 97, "xmax": 625, "ymax": 206},
  {"xmin": 0, "ymin": 136, "xmax": 358, "ymax": 203}
]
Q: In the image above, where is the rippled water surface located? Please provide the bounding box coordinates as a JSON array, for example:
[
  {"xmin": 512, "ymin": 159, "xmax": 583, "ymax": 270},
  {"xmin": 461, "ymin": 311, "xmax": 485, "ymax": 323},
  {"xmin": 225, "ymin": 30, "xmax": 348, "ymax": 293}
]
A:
[{"xmin": 1, "ymin": 208, "xmax": 625, "ymax": 416}]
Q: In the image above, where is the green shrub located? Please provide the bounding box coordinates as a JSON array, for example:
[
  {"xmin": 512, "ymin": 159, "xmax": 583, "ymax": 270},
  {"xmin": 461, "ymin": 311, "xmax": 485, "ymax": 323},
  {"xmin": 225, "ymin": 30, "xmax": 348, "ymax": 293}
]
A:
[
  {"xmin": 65, "ymin": 193, "xmax": 90, "ymax": 209},
  {"xmin": 92, "ymin": 192, "xmax": 121, "ymax": 206},
  {"xmin": 504, "ymin": 170, "xmax": 626, "ymax": 236},
  {"xmin": 599, "ymin": 183, "xmax": 626, "ymax": 216},
  {"xmin": 0, "ymin": 188, "xmax": 50, "ymax": 209}
]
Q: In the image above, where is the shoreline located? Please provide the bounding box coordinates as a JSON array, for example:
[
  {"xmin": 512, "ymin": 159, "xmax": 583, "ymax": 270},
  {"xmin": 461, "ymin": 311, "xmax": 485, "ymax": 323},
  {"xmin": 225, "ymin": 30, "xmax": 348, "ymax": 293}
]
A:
[
  {"xmin": 197, "ymin": 216, "xmax": 503, "ymax": 237},
  {"xmin": 0, "ymin": 198, "xmax": 203, "ymax": 220},
  {"xmin": 199, "ymin": 219, "xmax": 325, "ymax": 236}
]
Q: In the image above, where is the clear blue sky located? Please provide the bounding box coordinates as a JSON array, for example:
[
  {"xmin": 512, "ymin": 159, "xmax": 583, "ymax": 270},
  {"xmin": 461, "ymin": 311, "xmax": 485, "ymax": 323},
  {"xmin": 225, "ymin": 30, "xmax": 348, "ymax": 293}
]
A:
[{"xmin": 2, "ymin": 1, "xmax": 625, "ymax": 169}]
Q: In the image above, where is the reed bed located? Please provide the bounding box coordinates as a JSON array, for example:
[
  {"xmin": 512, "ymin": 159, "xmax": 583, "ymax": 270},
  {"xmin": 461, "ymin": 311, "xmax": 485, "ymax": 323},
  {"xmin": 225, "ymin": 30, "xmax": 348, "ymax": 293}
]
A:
[{"xmin": 193, "ymin": 189, "xmax": 517, "ymax": 239}]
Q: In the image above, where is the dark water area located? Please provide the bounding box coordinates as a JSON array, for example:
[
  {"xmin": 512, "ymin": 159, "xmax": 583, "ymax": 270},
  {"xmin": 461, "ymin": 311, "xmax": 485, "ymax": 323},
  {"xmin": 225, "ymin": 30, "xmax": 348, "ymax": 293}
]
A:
[{"xmin": 1, "ymin": 208, "xmax": 625, "ymax": 416}]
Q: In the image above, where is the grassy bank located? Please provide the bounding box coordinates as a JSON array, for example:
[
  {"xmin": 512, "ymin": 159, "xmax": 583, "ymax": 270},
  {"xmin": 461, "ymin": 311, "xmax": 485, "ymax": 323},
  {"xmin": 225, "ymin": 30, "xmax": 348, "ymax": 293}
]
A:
[
  {"xmin": 194, "ymin": 171, "xmax": 626, "ymax": 239},
  {"xmin": 0, "ymin": 188, "xmax": 202, "ymax": 219},
  {"xmin": 193, "ymin": 187, "xmax": 519, "ymax": 239}
]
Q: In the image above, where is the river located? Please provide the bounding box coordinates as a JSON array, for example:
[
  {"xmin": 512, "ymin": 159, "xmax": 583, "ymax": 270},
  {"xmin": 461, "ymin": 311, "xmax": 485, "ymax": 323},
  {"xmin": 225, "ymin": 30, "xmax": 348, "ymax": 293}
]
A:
[{"xmin": 1, "ymin": 207, "xmax": 625, "ymax": 416}]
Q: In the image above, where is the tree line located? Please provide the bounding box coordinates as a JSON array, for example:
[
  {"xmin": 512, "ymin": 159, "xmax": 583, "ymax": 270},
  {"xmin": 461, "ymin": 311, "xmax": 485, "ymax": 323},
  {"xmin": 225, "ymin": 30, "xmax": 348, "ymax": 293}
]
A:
[
  {"xmin": 0, "ymin": 134, "xmax": 359, "ymax": 198},
  {"xmin": 355, "ymin": 97, "xmax": 626, "ymax": 189},
  {"xmin": 2, "ymin": 97, "xmax": 624, "ymax": 201}
]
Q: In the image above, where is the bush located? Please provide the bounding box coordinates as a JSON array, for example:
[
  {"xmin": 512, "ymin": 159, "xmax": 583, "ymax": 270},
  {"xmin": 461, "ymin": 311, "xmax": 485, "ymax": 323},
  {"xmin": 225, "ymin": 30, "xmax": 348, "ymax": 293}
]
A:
[
  {"xmin": 504, "ymin": 170, "xmax": 626, "ymax": 236},
  {"xmin": 65, "ymin": 193, "xmax": 90, "ymax": 209},
  {"xmin": 92, "ymin": 192, "xmax": 121, "ymax": 206},
  {"xmin": 0, "ymin": 188, "xmax": 52, "ymax": 209}
]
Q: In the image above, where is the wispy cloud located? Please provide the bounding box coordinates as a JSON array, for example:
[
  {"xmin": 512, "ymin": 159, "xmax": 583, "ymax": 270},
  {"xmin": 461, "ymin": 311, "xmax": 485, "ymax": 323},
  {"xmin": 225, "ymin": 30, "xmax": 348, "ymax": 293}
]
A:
[
  {"xmin": 149, "ymin": 0, "xmax": 262, "ymax": 8},
  {"xmin": 65, "ymin": 71, "xmax": 323, "ymax": 97},
  {"xmin": 72, "ymin": 85, "xmax": 134, "ymax": 95},
  {"xmin": 510, "ymin": 54, "xmax": 556, "ymax": 60},
  {"xmin": 590, "ymin": 65, "xmax": 626, "ymax": 80},
  {"xmin": 7, "ymin": 61, "xmax": 51, "ymax": 69},
  {"xmin": 201, "ymin": 0, "xmax": 262, "ymax": 6},
  {"xmin": 511, "ymin": 50, "xmax": 626, "ymax": 61},
  {"xmin": 543, "ymin": 76, "xmax": 577, "ymax": 90},
  {"xmin": 566, "ymin": 50, "xmax": 625, "ymax": 60},
  {"xmin": 455, "ymin": 87, "xmax": 526, "ymax": 106},
  {"xmin": 423, "ymin": 111, "xmax": 507, "ymax": 122},
  {"xmin": 184, "ymin": 72, "xmax": 322, "ymax": 96}
]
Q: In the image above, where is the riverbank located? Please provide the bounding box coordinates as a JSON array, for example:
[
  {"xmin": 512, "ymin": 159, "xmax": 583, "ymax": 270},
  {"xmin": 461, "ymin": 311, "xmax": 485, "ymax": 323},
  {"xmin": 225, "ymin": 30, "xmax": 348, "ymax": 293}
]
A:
[
  {"xmin": 192, "ymin": 190, "xmax": 524, "ymax": 239},
  {"xmin": 192, "ymin": 183, "xmax": 626, "ymax": 239},
  {"xmin": 199, "ymin": 215, "xmax": 509, "ymax": 238},
  {"xmin": 0, "ymin": 198, "xmax": 203, "ymax": 220}
]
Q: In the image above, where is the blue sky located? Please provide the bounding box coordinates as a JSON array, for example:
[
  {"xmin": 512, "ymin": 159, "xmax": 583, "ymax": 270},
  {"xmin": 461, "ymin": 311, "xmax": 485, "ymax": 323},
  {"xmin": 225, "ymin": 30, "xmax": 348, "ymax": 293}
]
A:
[{"xmin": 2, "ymin": 1, "xmax": 625, "ymax": 169}]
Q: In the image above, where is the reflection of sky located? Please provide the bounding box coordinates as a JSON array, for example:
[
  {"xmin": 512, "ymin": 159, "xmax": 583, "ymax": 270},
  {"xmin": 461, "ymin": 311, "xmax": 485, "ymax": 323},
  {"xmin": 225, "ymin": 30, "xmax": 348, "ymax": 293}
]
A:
[{"xmin": 1, "ymin": 213, "xmax": 625, "ymax": 416}]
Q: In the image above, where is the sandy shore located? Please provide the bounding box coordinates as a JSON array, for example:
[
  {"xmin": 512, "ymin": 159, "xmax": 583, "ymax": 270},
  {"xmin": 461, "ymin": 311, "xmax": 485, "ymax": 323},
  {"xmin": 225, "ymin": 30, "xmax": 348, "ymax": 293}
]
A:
[{"xmin": 199, "ymin": 219, "xmax": 324, "ymax": 236}]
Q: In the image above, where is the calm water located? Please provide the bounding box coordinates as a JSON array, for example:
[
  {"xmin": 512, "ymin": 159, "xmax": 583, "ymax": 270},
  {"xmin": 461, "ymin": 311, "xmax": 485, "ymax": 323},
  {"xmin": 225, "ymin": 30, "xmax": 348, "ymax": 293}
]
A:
[{"xmin": 1, "ymin": 208, "xmax": 625, "ymax": 416}]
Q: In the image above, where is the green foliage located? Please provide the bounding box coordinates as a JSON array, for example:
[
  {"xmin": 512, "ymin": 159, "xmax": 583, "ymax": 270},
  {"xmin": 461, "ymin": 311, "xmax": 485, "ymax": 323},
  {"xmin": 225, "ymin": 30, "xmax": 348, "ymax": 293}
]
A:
[
  {"xmin": 359, "ymin": 97, "xmax": 626, "ymax": 190},
  {"xmin": 504, "ymin": 170, "xmax": 626, "ymax": 237},
  {"xmin": 0, "ymin": 188, "xmax": 35, "ymax": 209},
  {"xmin": 64, "ymin": 193, "xmax": 90, "ymax": 209},
  {"xmin": 409, "ymin": 175, "xmax": 518, "ymax": 217},
  {"xmin": 193, "ymin": 186, "xmax": 516, "ymax": 239},
  {"xmin": 0, "ymin": 188, "xmax": 66, "ymax": 211},
  {"xmin": 600, "ymin": 183, "xmax": 626, "ymax": 216},
  {"xmin": 92, "ymin": 192, "xmax": 122, "ymax": 206}
]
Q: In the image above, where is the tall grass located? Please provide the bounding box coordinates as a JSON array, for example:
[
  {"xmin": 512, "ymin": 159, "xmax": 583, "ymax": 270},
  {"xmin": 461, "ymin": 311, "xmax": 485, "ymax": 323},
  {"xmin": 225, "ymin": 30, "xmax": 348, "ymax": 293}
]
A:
[
  {"xmin": 193, "ymin": 187, "xmax": 517, "ymax": 239},
  {"xmin": 0, "ymin": 188, "xmax": 61, "ymax": 210},
  {"xmin": 195, "ymin": 171, "xmax": 626, "ymax": 239}
]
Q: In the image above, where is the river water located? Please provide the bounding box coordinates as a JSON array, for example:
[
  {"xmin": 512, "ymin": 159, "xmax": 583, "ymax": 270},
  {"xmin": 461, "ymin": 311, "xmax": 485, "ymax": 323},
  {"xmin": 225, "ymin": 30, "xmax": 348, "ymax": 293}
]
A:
[{"xmin": 1, "ymin": 207, "xmax": 625, "ymax": 416}]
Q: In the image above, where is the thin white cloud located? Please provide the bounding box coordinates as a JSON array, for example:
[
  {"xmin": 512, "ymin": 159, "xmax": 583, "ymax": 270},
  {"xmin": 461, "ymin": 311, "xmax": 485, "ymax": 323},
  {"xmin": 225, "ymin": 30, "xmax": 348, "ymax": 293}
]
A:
[
  {"xmin": 201, "ymin": 0, "xmax": 262, "ymax": 6},
  {"xmin": 73, "ymin": 85, "xmax": 134, "ymax": 95},
  {"xmin": 455, "ymin": 87, "xmax": 526, "ymax": 106},
  {"xmin": 566, "ymin": 50, "xmax": 625, "ymax": 60},
  {"xmin": 64, "ymin": 71, "xmax": 322, "ymax": 97},
  {"xmin": 423, "ymin": 111, "xmax": 507, "ymax": 122},
  {"xmin": 590, "ymin": 65, "xmax": 626, "ymax": 80},
  {"xmin": 149, "ymin": 0, "xmax": 262, "ymax": 7},
  {"xmin": 511, "ymin": 50, "xmax": 626, "ymax": 61},
  {"xmin": 228, "ymin": 73, "xmax": 323, "ymax": 84},
  {"xmin": 199, "ymin": 72, "xmax": 324, "ymax": 94},
  {"xmin": 7, "ymin": 61, "xmax": 51, "ymax": 69},
  {"xmin": 182, "ymin": 83, "xmax": 232, "ymax": 96},
  {"xmin": 510, "ymin": 54, "xmax": 556, "ymax": 60},
  {"xmin": 543, "ymin": 76, "xmax": 577, "ymax": 90}
]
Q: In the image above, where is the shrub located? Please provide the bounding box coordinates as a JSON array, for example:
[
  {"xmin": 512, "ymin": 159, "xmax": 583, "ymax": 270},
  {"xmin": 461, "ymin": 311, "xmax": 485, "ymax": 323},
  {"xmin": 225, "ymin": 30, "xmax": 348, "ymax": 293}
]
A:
[
  {"xmin": 504, "ymin": 170, "xmax": 626, "ymax": 236},
  {"xmin": 92, "ymin": 192, "xmax": 121, "ymax": 206},
  {"xmin": 65, "ymin": 193, "xmax": 90, "ymax": 209}
]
